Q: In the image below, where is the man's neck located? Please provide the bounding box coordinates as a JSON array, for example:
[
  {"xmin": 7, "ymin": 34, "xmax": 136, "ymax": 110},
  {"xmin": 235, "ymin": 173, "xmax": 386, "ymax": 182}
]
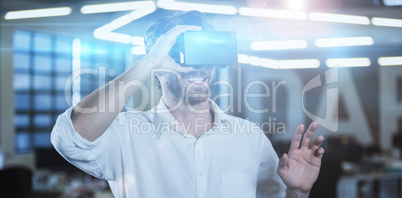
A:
[{"xmin": 163, "ymin": 96, "xmax": 214, "ymax": 138}]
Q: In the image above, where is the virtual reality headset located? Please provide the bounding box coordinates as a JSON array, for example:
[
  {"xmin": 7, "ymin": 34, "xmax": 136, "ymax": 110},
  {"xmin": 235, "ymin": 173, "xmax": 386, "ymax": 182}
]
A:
[{"xmin": 170, "ymin": 31, "xmax": 238, "ymax": 67}]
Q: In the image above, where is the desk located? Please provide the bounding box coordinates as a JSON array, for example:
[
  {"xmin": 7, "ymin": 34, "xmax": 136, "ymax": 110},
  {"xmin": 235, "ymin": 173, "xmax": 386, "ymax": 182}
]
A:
[
  {"xmin": 33, "ymin": 190, "xmax": 63, "ymax": 198},
  {"xmin": 337, "ymin": 173, "xmax": 402, "ymax": 198}
]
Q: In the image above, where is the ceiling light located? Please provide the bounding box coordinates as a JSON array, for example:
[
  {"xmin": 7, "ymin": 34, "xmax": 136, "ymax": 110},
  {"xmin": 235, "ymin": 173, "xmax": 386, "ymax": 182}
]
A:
[
  {"xmin": 238, "ymin": 54, "xmax": 320, "ymax": 69},
  {"xmin": 383, "ymin": 0, "xmax": 402, "ymax": 6},
  {"xmin": 326, "ymin": 58, "xmax": 371, "ymax": 67},
  {"xmin": 248, "ymin": 56, "xmax": 262, "ymax": 66},
  {"xmin": 315, "ymin": 36, "xmax": 374, "ymax": 47},
  {"xmin": 81, "ymin": 1, "xmax": 155, "ymax": 14},
  {"xmin": 131, "ymin": 46, "xmax": 146, "ymax": 55},
  {"xmin": 238, "ymin": 54, "xmax": 249, "ymax": 64},
  {"xmin": 132, "ymin": 36, "xmax": 145, "ymax": 45},
  {"xmin": 251, "ymin": 40, "xmax": 308, "ymax": 50},
  {"xmin": 260, "ymin": 58, "xmax": 278, "ymax": 69},
  {"xmin": 372, "ymin": 17, "xmax": 402, "ymax": 28},
  {"xmin": 309, "ymin": 12, "xmax": 370, "ymax": 25},
  {"xmin": 378, "ymin": 56, "xmax": 402, "ymax": 66},
  {"xmin": 158, "ymin": 0, "xmax": 237, "ymax": 15},
  {"xmin": 287, "ymin": 0, "xmax": 304, "ymax": 10},
  {"xmin": 238, "ymin": 7, "xmax": 307, "ymax": 20},
  {"xmin": 276, "ymin": 59, "xmax": 320, "ymax": 69},
  {"xmin": 5, "ymin": 7, "xmax": 71, "ymax": 20},
  {"xmin": 72, "ymin": 38, "xmax": 81, "ymax": 104},
  {"xmin": 93, "ymin": 5, "xmax": 155, "ymax": 44},
  {"xmin": 94, "ymin": 32, "xmax": 132, "ymax": 44}
]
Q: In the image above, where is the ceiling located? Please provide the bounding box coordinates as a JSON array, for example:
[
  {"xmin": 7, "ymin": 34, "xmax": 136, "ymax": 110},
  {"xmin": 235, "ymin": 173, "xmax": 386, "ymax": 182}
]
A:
[{"xmin": 0, "ymin": 0, "xmax": 401, "ymax": 56}]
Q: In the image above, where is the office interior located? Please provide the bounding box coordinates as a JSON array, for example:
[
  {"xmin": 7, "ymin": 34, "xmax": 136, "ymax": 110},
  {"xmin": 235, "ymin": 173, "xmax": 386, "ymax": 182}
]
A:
[{"xmin": 0, "ymin": 0, "xmax": 402, "ymax": 197}]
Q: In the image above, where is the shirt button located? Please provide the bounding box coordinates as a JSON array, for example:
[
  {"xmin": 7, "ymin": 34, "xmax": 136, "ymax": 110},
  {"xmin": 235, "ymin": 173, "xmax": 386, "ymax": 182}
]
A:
[{"xmin": 199, "ymin": 172, "xmax": 203, "ymax": 177}]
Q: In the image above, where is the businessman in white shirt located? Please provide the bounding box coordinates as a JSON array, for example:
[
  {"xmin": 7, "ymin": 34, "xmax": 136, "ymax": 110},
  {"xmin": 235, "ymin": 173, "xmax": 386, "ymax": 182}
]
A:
[{"xmin": 51, "ymin": 10, "xmax": 325, "ymax": 198}]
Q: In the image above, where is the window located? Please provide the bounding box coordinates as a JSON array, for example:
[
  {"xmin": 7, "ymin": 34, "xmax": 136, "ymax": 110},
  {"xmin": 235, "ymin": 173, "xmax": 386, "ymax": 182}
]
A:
[
  {"xmin": 13, "ymin": 29, "xmax": 129, "ymax": 153},
  {"xmin": 78, "ymin": 41, "xmax": 126, "ymax": 100},
  {"xmin": 13, "ymin": 30, "xmax": 73, "ymax": 153}
]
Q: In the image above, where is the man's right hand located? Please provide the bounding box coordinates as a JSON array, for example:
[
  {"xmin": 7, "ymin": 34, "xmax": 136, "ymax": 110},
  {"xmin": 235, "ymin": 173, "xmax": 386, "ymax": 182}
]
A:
[{"xmin": 70, "ymin": 25, "xmax": 201, "ymax": 142}]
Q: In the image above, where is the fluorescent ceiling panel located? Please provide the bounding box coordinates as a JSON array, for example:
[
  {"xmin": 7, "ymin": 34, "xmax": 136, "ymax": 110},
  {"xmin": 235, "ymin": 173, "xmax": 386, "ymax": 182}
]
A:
[
  {"xmin": 326, "ymin": 58, "xmax": 371, "ymax": 67},
  {"xmin": 239, "ymin": 7, "xmax": 307, "ymax": 20},
  {"xmin": 158, "ymin": 0, "xmax": 237, "ymax": 15},
  {"xmin": 132, "ymin": 36, "xmax": 145, "ymax": 45},
  {"xmin": 239, "ymin": 54, "xmax": 320, "ymax": 69},
  {"xmin": 315, "ymin": 36, "xmax": 374, "ymax": 47},
  {"xmin": 93, "ymin": 2, "xmax": 156, "ymax": 44},
  {"xmin": 378, "ymin": 56, "xmax": 402, "ymax": 66},
  {"xmin": 251, "ymin": 40, "xmax": 308, "ymax": 50},
  {"xmin": 309, "ymin": 12, "xmax": 370, "ymax": 25},
  {"xmin": 131, "ymin": 46, "xmax": 147, "ymax": 55},
  {"xmin": 372, "ymin": 17, "xmax": 402, "ymax": 28},
  {"xmin": 238, "ymin": 54, "xmax": 249, "ymax": 64},
  {"xmin": 81, "ymin": 1, "xmax": 155, "ymax": 14},
  {"xmin": 5, "ymin": 7, "xmax": 71, "ymax": 20},
  {"xmin": 276, "ymin": 59, "xmax": 320, "ymax": 69}
]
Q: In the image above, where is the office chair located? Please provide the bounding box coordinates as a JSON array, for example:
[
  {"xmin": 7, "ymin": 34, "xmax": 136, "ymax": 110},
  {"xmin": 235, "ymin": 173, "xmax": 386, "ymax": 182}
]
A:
[{"xmin": 0, "ymin": 166, "xmax": 32, "ymax": 198}]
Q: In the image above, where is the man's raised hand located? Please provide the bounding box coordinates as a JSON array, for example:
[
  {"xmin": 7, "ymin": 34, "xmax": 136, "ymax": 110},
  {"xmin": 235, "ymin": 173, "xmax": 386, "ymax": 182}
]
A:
[{"xmin": 277, "ymin": 122, "xmax": 325, "ymax": 195}]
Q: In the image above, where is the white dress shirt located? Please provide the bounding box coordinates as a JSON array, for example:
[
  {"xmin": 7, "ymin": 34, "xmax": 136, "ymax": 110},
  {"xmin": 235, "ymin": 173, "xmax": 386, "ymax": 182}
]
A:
[{"xmin": 51, "ymin": 99, "xmax": 286, "ymax": 198}]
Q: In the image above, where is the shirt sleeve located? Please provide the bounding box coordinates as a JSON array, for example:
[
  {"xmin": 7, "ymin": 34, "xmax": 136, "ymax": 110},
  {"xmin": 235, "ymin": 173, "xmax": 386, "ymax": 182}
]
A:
[
  {"xmin": 256, "ymin": 134, "xmax": 287, "ymax": 198},
  {"xmin": 50, "ymin": 107, "xmax": 122, "ymax": 181}
]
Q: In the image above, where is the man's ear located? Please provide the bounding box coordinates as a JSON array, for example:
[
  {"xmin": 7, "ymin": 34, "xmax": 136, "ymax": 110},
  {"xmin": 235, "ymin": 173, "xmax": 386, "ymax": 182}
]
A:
[{"xmin": 154, "ymin": 73, "xmax": 165, "ymax": 84}]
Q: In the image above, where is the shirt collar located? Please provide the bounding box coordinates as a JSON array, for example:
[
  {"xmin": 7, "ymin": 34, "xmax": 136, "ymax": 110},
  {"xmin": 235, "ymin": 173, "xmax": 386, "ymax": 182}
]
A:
[{"xmin": 150, "ymin": 98, "xmax": 230, "ymax": 140}]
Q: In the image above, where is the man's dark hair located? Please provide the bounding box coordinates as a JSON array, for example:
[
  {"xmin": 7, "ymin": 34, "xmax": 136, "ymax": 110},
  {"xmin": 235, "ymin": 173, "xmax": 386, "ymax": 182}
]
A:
[{"xmin": 144, "ymin": 10, "xmax": 215, "ymax": 62}]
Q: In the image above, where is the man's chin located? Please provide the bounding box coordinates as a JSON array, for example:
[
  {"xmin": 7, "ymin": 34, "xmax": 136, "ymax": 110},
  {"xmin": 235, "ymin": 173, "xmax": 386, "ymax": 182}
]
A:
[{"xmin": 187, "ymin": 95, "xmax": 208, "ymax": 105}]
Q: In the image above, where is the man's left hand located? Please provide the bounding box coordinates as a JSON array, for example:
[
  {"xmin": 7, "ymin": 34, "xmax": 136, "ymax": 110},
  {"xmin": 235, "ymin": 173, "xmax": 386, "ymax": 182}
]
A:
[{"xmin": 277, "ymin": 122, "xmax": 324, "ymax": 194}]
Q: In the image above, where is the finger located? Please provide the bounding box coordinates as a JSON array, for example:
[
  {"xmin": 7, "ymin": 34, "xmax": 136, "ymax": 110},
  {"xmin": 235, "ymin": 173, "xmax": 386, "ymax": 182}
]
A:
[
  {"xmin": 315, "ymin": 147, "xmax": 325, "ymax": 159},
  {"xmin": 301, "ymin": 122, "xmax": 318, "ymax": 148},
  {"xmin": 278, "ymin": 153, "xmax": 289, "ymax": 172},
  {"xmin": 289, "ymin": 124, "xmax": 304, "ymax": 151},
  {"xmin": 311, "ymin": 136, "xmax": 324, "ymax": 152}
]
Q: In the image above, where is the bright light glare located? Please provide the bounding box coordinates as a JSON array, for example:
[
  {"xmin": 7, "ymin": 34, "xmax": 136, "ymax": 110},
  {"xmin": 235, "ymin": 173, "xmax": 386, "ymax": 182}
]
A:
[
  {"xmin": 81, "ymin": 1, "xmax": 155, "ymax": 14},
  {"xmin": 94, "ymin": 32, "xmax": 132, "ymax": 44},
  {"xmin": 309, "ymin": 12, "xmax": 370, "ymax": 25},
  {"xmin": 277, "ymin": 59, "xmax": 320, "ymax": 69},
  {"xmin": 288, "ymin": 0, "xmax": 304, "ymax": 10},
  {"xmin": 93, "ymin": 5, "xmax": 155, "ymax": 44},
  {"xmin": 251, "ymin": 40, "xmax": 308, "ymax": 50},
  {"xmin": 131, "ymin": 46, "xmax": 146, "ymax": 55},
  {"xmin": 132, "ymin": 36, "xmax": 144, "ymax": 45},
  {"xmin": 315, "ymin": 37, "xmax": 374, "ymax": 47},
  {"xmin": 248, "ymin": 56, "xmax": 262, "ymax": 66},
  {"xmin": 326, "ymin": 58, "xmax": 370, "ymax": 67},
  {"xmin": 378, "ymin": 56, "xmax": 402, "ymax": 66},
  {"xmin": 72, "ymin": 38, "xmax": 81, "ymax": 105},
  {"xmin": 158, "ymin": 0, "xmax": 237, "ymax": 15},
  {"xmin": 383, "ymin": 0, "xmax": 402, "ymax": 6},
  {"xmin": 5, "ymin": 7, "xmax": 71, "ymax": 20},
  {"xmin": 372, "ymin": 17, "xmax": 402, "ymax": 28},
  {"xmin": 238, "ymin": 7, "xmax": 307, "ymax": 20},
  {"xmin": 238, "ymin": 54, "xmax": 320, "ymax": 69},
  {"xmin": 238, "ymin": 54, "xmax": 249, "ymax": 64},
  {"xmin": 260, "ymin": 58, "xmax": 278, "ymax": 69}
]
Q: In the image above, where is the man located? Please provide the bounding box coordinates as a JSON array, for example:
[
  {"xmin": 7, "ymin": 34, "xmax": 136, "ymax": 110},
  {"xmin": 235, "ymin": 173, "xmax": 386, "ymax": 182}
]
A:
[{"xmin": 51, "ymin": 11, "xmax": 325, "ymax": 198}]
